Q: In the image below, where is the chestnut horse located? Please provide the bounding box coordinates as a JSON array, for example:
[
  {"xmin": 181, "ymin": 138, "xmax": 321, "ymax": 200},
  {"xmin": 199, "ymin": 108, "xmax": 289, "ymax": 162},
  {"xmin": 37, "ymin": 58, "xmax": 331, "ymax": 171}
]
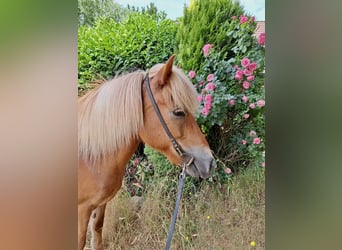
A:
[{"xmin": 78, "ymin": 55, "xmax": 215, "ymax": 250}]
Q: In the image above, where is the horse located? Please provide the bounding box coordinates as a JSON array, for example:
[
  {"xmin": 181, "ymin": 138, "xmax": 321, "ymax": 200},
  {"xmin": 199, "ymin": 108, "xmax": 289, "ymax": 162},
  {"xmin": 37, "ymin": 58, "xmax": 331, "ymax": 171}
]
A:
[{"xmin": 78, "ymin": 55, "xmax": 216, "ymax": 250}]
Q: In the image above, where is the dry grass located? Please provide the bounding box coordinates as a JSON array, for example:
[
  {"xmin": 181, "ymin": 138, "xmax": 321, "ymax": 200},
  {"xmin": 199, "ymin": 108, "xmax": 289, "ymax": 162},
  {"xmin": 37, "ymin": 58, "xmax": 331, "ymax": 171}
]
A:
[{"xmin": 90, "ymin": 167, "xmax": 264, "ymax": 250}]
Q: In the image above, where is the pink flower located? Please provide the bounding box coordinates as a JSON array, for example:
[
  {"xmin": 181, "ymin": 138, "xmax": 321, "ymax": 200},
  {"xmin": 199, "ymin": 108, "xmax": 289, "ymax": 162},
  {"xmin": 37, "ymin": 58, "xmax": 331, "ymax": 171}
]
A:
[
  {"xmin": 241, "ymin": 57, "xmax": 250, "ymax": 68},
  {"xmin": 261, "ymin": 162, "xmax": 265, "ymax": 168},
  {"xmin": 249, "ymin": 103, "xmax": 256, "ymax": 109},
  {"xmin": 249, "ymin": 130, "xmax": 257, "ymax": 137},
  {"xmin": 258, "ymin": 32, "xmax": 265, "ymax": 45},
  {"xmin": 256, "ymin": 99, "xmax": 265, "ymax": 107},
  {"xmin": 243, "ymin": 69, "xmax": 253, "ymax": 76},
  {"xmin": 241, "ymin": 139, "xmax": 247, "ymax": 145},
  {"xmin": 204, "ymin": 95, "xmax": 213, "ymax": 111},
  {"xmin": 247, "ymin": 75, "xmax": 255, "ymax": 81},
  {"xmin": 253, "ymin": 137, "xmax": 261, "ymax": 144},
  {"xmin": 202, "ymin": 44, "xmax": 213, "ymax": 56},
  {"xmin": 188, "ymin": 70, "xmax": 196, "ymax": 79},
  {"xmin": 205, "ymin": 82, "xmax": 216, "ymax": 91},
  {"xmin": 197, "ymin": 95, "xmax": 203, "ymax": 102},
  {"xmin": 242, "ymin": 95, "xmax": 248, "ymax": 103},
  {"xmin": 231, "ymin": 16, "xmax": 237, "ymax": 20},
  {"xmin": 201, "ymin": 107, "xmax": 210, "ymax": 116},
  {"xmin": 235, "ymin": 74, "xmax": 242, "ymax": 81},
  {"xmin": 235, "ymin": 70, "xmax": 244, "ymax": 80},
  {"xmin": 240, "ymin": 15, "xmax": 248, "ymax": 24},
  {"xmin": 225, "ymin": 167, "xmax": 232, "ymax": 174},
  {"xmin": 243, "ymin": 81, "xmax": 250, "ymax": 89},
  {"xmin": 198, "ymin": 80, "xmax": 204, "ymax": 86},
  {"xmin": 229, "ymin": 99, "xmax": 235, "ymax": 106},
  {"xmin": 236, "ymin": 70, "xmax": 244, "ymax": 77},
  {"xmin": 207, "ymin": 74, "xmax": 214, "ymax": 82},
  {"xmin": 243, "ymin": 113, "xmax": 250, "ymax": 119},
  {"xmin": 205, "ymin": 94, "xmax": 212, "ymax": 102},
  {"xmin": 204, "ymin": 101, "xmax": 212, "ymax": 109},
  {"xmin": 248, "ymin": 62, "xmax": 258, "ymax": 71},
  {"xmin": 234, "ymin": 65, "xmax": 239, "ymax": 70}
]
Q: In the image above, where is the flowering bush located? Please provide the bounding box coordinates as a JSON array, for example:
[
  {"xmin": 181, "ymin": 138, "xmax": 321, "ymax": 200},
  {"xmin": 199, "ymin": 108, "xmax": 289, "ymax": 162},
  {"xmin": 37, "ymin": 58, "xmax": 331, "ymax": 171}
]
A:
[{"xmin": 188, "ymin": 15, "xmax": 265, "ymax": 180}]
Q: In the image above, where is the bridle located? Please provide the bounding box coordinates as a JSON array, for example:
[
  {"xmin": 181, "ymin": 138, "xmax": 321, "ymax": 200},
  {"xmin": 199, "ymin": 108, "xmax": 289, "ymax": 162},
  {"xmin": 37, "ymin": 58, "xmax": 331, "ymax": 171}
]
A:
[
  {"xmin": 143, "ymin": 72, "xmax": 194, "ymax": 250},
  {"xmin": 143, "ymin": 72, "xmax": 194, "ymax": 168}
]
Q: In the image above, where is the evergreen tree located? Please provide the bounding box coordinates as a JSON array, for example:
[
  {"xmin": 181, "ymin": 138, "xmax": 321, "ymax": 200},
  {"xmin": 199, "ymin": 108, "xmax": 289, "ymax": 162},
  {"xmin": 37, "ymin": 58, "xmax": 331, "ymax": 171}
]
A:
[{"xmin": 176, "ymin": 0, "xmax": 244, "ymax": 71}]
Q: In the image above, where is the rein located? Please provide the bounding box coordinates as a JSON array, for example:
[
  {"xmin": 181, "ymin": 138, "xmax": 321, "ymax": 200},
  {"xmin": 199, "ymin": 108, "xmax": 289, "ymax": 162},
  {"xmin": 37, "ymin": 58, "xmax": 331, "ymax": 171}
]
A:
[{"xmin": 143, "ymin": 72, "xmax": 194, "ymax": 250}]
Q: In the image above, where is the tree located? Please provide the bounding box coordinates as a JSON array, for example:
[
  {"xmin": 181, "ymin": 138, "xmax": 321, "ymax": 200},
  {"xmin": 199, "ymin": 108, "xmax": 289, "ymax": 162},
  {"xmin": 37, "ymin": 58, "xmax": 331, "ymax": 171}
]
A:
[
  {"xmin": 176, "ymin": 0, "xmax": 244, "ymax": 71},
  {"xmin": 78, "ymin": 0, "xmax": 130, "ymax": 26},
  {"xmin": 128, "ymin": 2, "xmax": 167, "ymax": 21}
]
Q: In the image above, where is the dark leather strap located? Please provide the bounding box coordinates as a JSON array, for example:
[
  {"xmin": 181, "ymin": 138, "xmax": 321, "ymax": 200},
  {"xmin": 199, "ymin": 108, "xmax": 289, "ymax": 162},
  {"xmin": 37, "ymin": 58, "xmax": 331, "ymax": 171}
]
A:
[{"xmin": 144, "ymin": 72, "xmax": 187, "ymax": 158}]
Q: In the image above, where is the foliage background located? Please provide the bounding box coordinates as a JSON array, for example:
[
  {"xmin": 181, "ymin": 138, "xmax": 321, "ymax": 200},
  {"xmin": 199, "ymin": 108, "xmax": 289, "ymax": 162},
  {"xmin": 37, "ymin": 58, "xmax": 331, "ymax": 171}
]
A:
[
  {"xmin": 78, "ymin": 0, "xmax": 265, "ymax": 248},
  {"xmin": 77, "ymin": 0, "xmax": 265, "ymax": 185}
]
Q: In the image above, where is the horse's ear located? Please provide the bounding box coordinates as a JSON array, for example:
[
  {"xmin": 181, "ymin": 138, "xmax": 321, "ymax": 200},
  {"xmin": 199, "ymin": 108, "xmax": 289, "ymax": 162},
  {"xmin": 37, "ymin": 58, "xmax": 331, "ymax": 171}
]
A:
[{"xmin": 155, "ymin": 55, "xmax": 176, "ymax": 86}]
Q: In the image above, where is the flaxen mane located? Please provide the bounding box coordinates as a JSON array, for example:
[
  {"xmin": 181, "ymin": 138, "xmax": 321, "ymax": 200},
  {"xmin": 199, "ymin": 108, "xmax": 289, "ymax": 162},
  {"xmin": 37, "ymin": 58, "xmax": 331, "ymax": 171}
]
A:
[{"xmin": 78, "ymin": 64, "xmax": 199, "ymax": 165}]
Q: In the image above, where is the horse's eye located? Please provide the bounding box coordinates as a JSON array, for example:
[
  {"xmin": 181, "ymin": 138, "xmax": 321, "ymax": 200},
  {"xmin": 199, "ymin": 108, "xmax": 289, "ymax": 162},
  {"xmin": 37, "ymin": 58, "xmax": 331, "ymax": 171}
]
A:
[{"xmin": 172, "ymin": 109, "xmax": 185, "ymax": 117}]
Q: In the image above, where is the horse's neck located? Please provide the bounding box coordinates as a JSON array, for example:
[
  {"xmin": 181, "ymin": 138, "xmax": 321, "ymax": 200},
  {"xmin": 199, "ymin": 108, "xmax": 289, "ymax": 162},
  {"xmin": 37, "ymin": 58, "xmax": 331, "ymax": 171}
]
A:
[
  {"xmin": 78, "ymin": 139, "xmax": 141, "ymax": 204},
  {"xmin": 108, "ymin": 139, "xmax": 141, "ymax": 173},
  {"xmin": 94, "ymin": 138, "xmax": 141, "ymax": 176}
]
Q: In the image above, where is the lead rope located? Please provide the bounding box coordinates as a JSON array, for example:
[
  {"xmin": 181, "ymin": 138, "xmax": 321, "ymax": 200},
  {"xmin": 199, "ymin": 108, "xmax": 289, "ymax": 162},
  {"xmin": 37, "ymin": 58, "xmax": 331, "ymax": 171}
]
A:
[
  {"xmin": 143, "ymin": 72, "xmax": 193, "ymax": 250},
  {"xmin": 164, "ymin": 164, "xmax": 186, "ymax": 250}
]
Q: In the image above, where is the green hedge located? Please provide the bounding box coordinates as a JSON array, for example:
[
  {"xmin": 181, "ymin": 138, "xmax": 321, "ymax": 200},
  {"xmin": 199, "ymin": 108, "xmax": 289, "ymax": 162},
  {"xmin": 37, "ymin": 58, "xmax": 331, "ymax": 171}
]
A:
[{"xmin": 78, "ymin": 12, "xmax": 178, "ymax": 89}]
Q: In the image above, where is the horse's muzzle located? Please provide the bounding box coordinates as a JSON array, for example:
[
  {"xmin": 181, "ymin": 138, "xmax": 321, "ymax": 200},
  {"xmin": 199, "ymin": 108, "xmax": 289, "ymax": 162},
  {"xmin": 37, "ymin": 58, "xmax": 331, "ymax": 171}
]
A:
[{"xmin": 184, "ymin": 147, "xmax": 216, "ymax": 179}]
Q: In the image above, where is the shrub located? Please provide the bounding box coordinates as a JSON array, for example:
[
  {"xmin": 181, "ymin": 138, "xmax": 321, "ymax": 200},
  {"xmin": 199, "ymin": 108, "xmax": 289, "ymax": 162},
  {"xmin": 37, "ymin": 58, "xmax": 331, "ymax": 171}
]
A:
[
  {"xmin": 189, "ymin": 15, "xmax": 265, "ymax": 175},
  {"xmin": 176, "ymin": 0, "xmax": 244, "ymax": 71},
  {"xmin": 78, "ymin": 12, "xmax": 177, "ymax": 91}
]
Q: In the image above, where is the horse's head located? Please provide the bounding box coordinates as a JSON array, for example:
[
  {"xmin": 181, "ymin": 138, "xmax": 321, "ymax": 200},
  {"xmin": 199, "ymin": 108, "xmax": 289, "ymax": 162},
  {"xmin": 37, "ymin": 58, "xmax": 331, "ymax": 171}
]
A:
[{"xmin": 139, "ymin": 55, "xmax": 215, "ymax": 179}]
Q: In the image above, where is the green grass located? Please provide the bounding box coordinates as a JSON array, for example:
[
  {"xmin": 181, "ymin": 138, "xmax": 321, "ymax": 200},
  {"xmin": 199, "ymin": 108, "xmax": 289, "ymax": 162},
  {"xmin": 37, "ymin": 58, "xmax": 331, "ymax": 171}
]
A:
[{"xmin": 100, "ymin": 166, "xmax": 265, "ymax": 250}]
